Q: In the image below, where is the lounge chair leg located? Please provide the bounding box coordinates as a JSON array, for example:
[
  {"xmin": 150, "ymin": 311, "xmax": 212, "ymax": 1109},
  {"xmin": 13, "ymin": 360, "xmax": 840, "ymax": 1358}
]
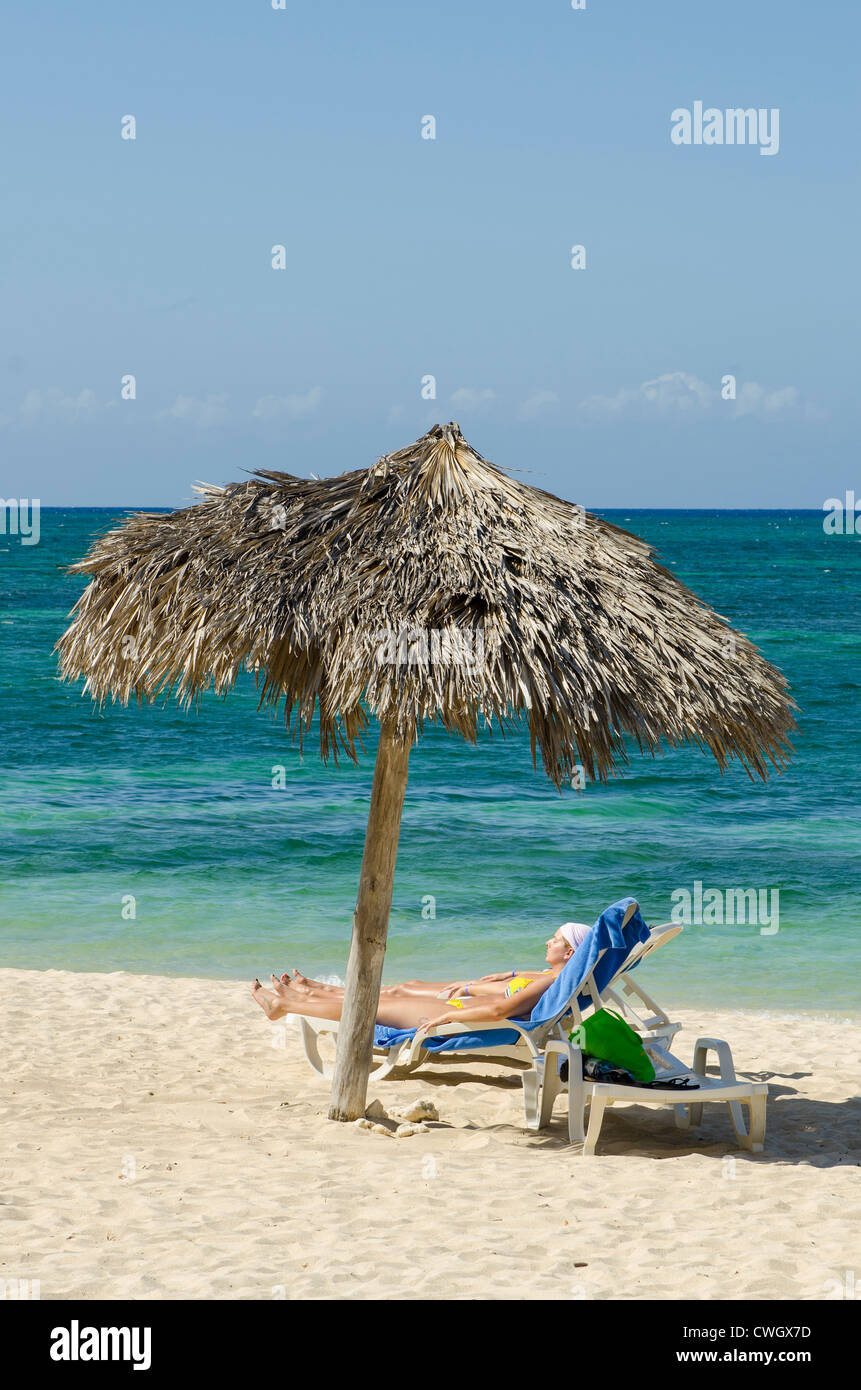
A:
[
  {"xmin": 731, "ymin": 1094, "xmax": 767, "ymax": 1152},
  {"xmin": 582, "ymin": 1095, "xmax": 607, "ymax": 1156},
  {"xmin": 692, "ymin": 1037, "xmax": 767, "ymax": 1152},
  {"xmin": 539, "ymin": 1057, "xmax": 563, "ymax": 1129},
  {"xmin": 748, "ymin": 1094, "xmax": 767, "ymax": 1152},
  {"xmin": 566, "ymin": 1065, "xmax": 586, "ymax": 1147},
  {"xmin": 541, "ymin": 1040, "xmax": 583, "ymax": 1142},
  {"xmin": 522, "ymin": 1063, "xmax": 542, "ymax": 1131},
  {"xmin": 299, "ymin": 1018, "xmax": 333, "ymax": 1079},
  {"xmin": 299, "ymin": 1025, "xmax": 408, "ymax": 1085},
  {"xmin": 368, "ymin": 1047, "xmax": 406, "ymax": 1082}
]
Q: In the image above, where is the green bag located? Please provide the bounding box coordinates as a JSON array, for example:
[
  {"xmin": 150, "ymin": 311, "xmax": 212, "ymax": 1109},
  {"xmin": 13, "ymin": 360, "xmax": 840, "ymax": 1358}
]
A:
[{"xmin": 568, "ymin": 1008, "xmax": 655, "ymax": 1083}]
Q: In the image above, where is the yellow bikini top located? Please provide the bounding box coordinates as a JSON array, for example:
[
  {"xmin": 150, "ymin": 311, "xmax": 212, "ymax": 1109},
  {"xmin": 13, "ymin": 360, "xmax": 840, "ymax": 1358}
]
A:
[
  {"xmin": 449, "ymin": 970, "xmax": 553, "ymax": 1009},
  {"xmin": 505, "ymin": 969, "xmax": 552, "ymax": 998}
]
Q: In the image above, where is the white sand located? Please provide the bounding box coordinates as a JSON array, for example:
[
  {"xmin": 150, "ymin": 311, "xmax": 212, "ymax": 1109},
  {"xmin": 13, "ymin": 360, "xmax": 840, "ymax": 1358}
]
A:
[{"xmin": 1, "ymin": 968, "xmax": 857, "ymax": 1301}]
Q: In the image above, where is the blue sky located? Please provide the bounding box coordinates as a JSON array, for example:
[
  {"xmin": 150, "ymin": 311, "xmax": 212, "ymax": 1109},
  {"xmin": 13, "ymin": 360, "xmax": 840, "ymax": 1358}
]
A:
[{"xmin": 1, "ymin": 0, "xmax": 858, "ymax": 507}]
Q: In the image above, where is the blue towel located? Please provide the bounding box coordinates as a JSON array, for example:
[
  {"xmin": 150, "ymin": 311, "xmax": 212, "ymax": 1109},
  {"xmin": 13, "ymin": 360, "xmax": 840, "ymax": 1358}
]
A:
[{"xmin": 373, "ymin": 896, "xmax": 650, "ymax": 1052}]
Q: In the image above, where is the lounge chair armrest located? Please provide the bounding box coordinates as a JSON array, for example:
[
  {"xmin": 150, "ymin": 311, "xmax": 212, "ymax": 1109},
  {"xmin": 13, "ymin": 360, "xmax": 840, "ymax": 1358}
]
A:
[
  {"xmin": 409, "ymin": 1017, "xmax": 542, "ymax": 1061},
  {"xmin": 412, "ymin": 1021, "xmax": 471, "ymax": 1042},
  {"xmin": 692, "ymin": 1036, "xmax": 738, "ymax": 1083},
  {"xmin": 413, "ymin": 1017, "xmax": 533, "ymax": 1043},
  {"xmin": 544, "ymin": 1038, "xmax": 586, "ymax": 1080}
]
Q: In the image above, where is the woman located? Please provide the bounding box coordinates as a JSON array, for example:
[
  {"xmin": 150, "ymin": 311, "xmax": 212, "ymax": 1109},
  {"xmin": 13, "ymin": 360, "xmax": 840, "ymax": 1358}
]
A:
[{"xmin": 251, "ymin": 921, "xmax": 590, "ymax": 1033}]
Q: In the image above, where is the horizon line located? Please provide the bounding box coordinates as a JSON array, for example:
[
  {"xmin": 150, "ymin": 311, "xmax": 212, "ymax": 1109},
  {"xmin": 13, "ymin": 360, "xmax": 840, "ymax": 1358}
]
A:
[{"xmin": 33, "ymin": 505, "xmax": 832, "ymax": 513}]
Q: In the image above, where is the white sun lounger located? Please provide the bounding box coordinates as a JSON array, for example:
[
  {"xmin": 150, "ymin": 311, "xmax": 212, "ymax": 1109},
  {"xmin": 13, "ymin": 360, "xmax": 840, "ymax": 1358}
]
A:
[
  {"xmin": 296, "ymin": 902, "xmax": 767, "ymax": 1153},
  {"xmin": 297, "ymin": 916, "xmax": 682, "ymax": 1087},
  {"xmin": 395, "ymin": 914, "xmax": 767, "ymax": 1154},
  {"xmin": 538, "ymin": 1032, "xmax": 768, "ymax": 1155}
]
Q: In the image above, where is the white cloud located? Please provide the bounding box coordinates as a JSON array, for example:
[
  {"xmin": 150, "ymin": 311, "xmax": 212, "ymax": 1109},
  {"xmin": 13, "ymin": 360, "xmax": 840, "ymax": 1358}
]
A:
[
  {"xmin": 580, "ymin": 371, "xmax": 805, "ymax": 421},
  {"xmin": 518, "ymin": 388, "xmax": 559, "ymax": 420},
  {"xmin": 733, "ymin": 382, "xmax": 798, "ymax": 417},
  {"xmin": 18, "ymin": 387, "xmax": 101, "ymax": 421},
  {"xmin": 580, "ymin": 371, "xmax": 713, "ymax": 417},
  {"xmin": 252, "ymin": 386, "xmax": 322, "ymax": 421},
  {"xmin": 642, "ymin": 372, "xmax": 713, "ymax": 411},
  {"xmin": 163, "ymin": 394, "xmax": 230, "ymax": 427},
  {"xmin": 450, "ymin": 387, "xmax": 495, "ymax": 410}
]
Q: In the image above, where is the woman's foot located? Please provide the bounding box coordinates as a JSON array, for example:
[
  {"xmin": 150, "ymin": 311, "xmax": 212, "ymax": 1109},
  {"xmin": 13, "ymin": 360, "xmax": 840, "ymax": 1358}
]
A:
[
  {"xmin": 285, "ymin": 969, "xmax": 322, "ymax": 996},
  {"xmin": 287, "ymin": 968, "xmax": 397, "ymax": 999},
  {"xmin": 251, "ymin": 978, "xmax": 292, "ymax": 1021}
]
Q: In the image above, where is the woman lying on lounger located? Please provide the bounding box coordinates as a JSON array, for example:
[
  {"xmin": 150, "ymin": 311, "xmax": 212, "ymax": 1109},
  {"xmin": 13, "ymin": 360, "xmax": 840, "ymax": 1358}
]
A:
[{"xmin": 250, "ymin": 921, "xmax": 590, "ymax": 1033}]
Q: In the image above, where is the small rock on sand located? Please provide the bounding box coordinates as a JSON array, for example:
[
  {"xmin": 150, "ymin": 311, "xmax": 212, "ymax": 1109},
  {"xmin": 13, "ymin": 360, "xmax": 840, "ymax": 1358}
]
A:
[
  {"xmin": 390, "ymin": 1099, "xmax": 439, "ymax": 1124},
  {"xmin": 354, "ymin": 1118, "xmax": 394, "ymax": 1137}
]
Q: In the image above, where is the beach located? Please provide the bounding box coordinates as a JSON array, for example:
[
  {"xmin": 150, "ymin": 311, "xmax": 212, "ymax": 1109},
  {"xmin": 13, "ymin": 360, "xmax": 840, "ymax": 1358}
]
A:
[{"xmin": 2, "ymin": 967, "xmax": 857, "ymax": 1302}]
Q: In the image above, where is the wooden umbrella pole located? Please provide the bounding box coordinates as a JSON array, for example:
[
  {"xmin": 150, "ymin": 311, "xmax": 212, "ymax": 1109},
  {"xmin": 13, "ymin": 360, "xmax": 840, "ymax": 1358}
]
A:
[{"xmin": 329, "ymin": 719, "xmax": 412, "ymax": 1122}]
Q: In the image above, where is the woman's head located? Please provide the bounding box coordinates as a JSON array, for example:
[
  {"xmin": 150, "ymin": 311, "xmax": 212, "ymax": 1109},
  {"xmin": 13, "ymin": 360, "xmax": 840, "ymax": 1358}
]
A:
[{"xmin": 545, "ymin": 921, "xmax": 591, "ymax": 967}]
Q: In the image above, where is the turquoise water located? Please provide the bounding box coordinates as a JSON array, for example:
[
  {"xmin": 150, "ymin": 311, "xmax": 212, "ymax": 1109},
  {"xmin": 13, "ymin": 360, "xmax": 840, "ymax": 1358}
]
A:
[{"xmin": 1, "ymin": 508, "xmax": 859, "ymax": 1015}]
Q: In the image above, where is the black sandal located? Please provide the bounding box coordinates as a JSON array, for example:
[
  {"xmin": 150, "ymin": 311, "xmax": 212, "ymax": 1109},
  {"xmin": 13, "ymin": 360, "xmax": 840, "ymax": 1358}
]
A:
[{"xmin": 645, "ymin": 1075, "xmax": 700, "ymax": 1090}]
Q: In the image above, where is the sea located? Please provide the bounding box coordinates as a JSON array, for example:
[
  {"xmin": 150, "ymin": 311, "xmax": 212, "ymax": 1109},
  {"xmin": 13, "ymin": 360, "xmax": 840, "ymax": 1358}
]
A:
[{"xmin": 1, "ymin": 508, "xmax": 859, "ymax": 1016}]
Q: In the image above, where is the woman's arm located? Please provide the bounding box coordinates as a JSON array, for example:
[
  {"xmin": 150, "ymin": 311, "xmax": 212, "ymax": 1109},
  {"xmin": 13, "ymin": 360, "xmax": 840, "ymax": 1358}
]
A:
[
  {"xmin": 448, "ymin": 979, "xmax": 505, "ymax": 997},
  {"xmin": 452, "ymin": 968, "xmax": 548, "ymax": 997},
  {"xmin": 434, "ymin": 981, "xmax": 473, "ymax": 999},
  {"xmin": 419, "ymin": 973, "xmax": 556, "ymax": 1031}
]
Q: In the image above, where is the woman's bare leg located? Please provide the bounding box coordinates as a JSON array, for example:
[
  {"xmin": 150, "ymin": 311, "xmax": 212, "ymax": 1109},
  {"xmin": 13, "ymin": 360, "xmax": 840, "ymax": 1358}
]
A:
[
  {"xmin": 251, "ymin": 976, "xmax": 452, "ymax": 1031},
  {"xmin": 384, "ymin": 979, "xmax": 462, "ymax": 997},
  {"xmin": 288, "ymin": 969, "xmax": 458, "ymax": 999}
]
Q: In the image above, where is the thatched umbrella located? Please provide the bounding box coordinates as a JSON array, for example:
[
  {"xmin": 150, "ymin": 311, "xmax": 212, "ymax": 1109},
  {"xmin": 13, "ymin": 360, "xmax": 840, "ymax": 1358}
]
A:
[{"xmin": 57, "ymin": 421, "xmax": 795, "ymax": 1120}]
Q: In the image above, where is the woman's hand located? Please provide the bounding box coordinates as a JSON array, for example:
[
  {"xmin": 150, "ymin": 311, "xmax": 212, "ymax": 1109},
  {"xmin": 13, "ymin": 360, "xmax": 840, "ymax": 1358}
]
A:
[
  {"xmin": 418, "ymin": 1010, "xmax": 462, "ymax": 1032},
  {"xmin": 437, "ymin": 982, "xmax": 467, "ymax": 1000},
  {"xmin": 479, "ymin": 971, "xmax": 513, "ymax": 982}
]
